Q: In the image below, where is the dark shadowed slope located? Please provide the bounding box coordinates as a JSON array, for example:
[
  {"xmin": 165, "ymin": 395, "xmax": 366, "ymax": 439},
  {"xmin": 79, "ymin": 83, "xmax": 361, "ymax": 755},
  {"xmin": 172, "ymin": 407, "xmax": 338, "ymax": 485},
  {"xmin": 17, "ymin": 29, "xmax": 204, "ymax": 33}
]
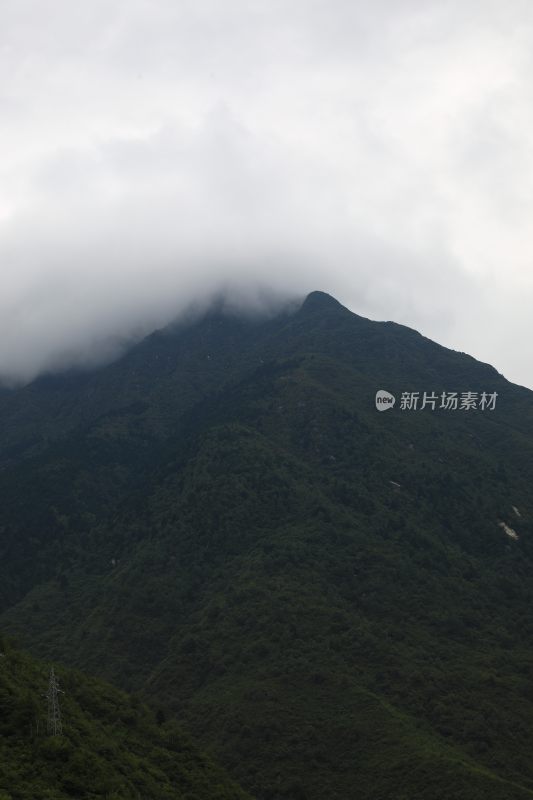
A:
[
  {"xmin": 1, "ymin": 292, "xmax": 533, "ymax": 799},
  {"xmin": 0, "ymin": 636, "xmax": 252, "ymax": 800}
]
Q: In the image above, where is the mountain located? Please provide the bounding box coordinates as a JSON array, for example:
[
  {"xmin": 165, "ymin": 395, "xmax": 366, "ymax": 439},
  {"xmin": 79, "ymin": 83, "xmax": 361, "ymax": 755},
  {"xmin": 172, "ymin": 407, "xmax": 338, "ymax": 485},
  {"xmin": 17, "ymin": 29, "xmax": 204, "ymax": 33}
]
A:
[
  {"xmin": 1, "ymin": 290, "xmax": 533, "ymax": 798},
  {"xmin": 0, "ymin": 636, "xmax": 251, "ymax": 800}
]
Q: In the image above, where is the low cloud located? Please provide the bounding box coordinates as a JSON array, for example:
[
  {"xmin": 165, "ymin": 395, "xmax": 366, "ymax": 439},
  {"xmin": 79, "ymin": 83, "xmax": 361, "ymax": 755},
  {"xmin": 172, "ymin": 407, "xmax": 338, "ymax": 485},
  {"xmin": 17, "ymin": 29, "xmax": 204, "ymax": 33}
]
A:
[{"xmin": 1, "ymin": 0, "xmax": 532, "ymax": 387}]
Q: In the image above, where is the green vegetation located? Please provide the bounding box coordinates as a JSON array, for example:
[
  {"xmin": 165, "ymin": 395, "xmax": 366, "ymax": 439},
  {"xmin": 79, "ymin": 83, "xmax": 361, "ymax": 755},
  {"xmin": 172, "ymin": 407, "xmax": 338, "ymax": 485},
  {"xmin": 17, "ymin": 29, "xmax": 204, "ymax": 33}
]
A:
[
  {"xmin": 0, "ymin": 636, "xmax": 251, "ymax": 800},
  {"xmin": 1, "ymin": 291, "xmax": 533, "ymax": 798}
]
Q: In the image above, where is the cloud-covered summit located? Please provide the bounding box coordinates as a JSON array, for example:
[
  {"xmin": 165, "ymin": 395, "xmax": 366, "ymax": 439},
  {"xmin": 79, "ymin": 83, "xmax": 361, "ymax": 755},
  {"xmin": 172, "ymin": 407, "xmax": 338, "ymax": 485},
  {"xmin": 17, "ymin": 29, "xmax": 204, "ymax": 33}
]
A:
[{"xmin": 1, "ymin": 1, "xmax": 532, "ymax": 387}]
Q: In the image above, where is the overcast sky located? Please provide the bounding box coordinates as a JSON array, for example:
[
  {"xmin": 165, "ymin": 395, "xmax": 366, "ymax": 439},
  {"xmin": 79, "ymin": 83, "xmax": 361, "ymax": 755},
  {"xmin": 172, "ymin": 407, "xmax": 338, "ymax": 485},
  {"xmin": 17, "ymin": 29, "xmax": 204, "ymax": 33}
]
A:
[{"xmin": 1, "ymin": 0, "xmax": 533, "ymax": 388}]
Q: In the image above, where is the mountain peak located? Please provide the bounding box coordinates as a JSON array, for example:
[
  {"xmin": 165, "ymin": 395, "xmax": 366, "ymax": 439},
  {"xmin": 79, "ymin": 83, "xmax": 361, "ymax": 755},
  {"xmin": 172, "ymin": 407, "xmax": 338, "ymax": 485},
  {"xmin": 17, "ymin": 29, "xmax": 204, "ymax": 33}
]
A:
[{"xmin": 300, "ymin": 290, "xmax": 344, "ymax": 313}]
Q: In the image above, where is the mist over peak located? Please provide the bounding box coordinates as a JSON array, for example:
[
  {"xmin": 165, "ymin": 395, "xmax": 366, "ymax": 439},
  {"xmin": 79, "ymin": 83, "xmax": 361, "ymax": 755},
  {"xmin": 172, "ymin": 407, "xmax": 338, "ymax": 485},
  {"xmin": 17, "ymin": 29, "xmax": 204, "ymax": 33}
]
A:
[{"xmin": 1, "ymin": 1, "xmax": 532, "ymax": 388}]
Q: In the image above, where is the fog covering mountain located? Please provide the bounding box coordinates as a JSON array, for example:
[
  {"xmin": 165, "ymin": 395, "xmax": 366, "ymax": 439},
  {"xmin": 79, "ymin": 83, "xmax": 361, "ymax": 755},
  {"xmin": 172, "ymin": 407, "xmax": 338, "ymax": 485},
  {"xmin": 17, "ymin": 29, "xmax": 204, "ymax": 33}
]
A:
[{"xmin": 1, "ymin": 291, "xmax": 533, "ymax": 799}]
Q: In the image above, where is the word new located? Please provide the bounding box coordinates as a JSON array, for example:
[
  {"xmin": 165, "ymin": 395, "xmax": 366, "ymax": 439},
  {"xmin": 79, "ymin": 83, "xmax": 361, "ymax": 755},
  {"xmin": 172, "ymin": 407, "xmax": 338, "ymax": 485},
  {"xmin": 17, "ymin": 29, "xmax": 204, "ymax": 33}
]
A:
[{"xmin": 374, "ymin": 390, "xmax": 498, "ymax": 412}]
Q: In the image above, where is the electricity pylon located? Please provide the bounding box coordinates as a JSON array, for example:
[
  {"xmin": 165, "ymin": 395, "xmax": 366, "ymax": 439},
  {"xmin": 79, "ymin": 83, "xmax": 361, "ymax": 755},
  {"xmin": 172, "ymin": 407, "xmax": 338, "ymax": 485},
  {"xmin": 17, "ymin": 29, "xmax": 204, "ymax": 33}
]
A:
[{"xmin": 46, "ymin": 667, "xmax": 63, "ymax": 736}]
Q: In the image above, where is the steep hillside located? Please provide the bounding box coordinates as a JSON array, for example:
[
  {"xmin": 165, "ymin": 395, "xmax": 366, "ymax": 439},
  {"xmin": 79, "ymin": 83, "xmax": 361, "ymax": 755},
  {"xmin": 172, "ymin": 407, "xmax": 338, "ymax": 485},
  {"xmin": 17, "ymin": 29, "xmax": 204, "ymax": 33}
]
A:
[
  {"xmin": 0, "ymin": 636, "xmax": 251, "ymax": 800},
  {"xmin": 1, "ymin": 291, "xmax": 533, "ymax": 798}
]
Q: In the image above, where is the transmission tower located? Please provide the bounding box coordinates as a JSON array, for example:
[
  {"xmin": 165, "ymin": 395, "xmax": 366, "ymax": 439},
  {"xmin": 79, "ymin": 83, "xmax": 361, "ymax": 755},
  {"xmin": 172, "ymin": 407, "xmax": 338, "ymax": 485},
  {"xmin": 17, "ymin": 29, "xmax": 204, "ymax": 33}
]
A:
[{"xmin": 46, "ymin": 667, "xmax": 63, "ymax": 736}]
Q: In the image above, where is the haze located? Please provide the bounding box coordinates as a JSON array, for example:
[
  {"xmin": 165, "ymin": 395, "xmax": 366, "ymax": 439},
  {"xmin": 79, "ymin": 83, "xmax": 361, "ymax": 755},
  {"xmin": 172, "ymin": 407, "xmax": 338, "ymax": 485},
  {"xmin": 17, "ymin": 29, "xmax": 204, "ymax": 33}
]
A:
[{"xmin": 1, "ymin": 0, "xmax": 533, "ymax": 388}]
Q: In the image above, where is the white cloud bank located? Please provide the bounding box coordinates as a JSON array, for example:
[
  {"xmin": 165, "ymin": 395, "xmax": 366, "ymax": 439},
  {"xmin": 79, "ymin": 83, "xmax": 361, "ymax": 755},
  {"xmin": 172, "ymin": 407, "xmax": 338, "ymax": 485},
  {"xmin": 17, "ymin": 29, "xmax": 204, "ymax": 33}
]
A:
[{"xmin": 1, "ymin": 0, "xmax": 533, "ymax": 386}]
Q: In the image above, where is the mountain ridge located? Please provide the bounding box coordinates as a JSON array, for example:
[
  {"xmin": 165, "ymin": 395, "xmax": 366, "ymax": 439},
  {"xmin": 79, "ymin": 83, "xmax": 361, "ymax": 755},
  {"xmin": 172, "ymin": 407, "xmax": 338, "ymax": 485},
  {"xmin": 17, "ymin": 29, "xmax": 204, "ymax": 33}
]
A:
[{"xmin": 1, "ymin": 290, "xmax": 533, "ymax": 798}]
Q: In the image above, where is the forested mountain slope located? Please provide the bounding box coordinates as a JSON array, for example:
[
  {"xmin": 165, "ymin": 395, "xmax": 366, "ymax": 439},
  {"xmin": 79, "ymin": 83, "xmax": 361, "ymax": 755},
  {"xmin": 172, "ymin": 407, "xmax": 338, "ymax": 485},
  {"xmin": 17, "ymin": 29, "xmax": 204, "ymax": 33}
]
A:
[
  {"xmin": 1, "ymin": 291, "xmax": 533, "ymax": 798},
  {"xmin": 0, "ymin": 637, "xmax": 251, "ymax": 800}
]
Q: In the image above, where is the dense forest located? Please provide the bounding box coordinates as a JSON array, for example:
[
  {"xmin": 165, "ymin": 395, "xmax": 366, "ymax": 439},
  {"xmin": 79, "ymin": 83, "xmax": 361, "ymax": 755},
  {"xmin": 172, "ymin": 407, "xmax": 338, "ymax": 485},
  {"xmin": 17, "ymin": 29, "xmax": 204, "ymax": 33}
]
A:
[
  {"xmin": 1, "ymin": 292, "xmax": 533, "ymax": 798},
  {"xmin": 0, "ymin": 636, "xmax": 251, "ymax": 799}
]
